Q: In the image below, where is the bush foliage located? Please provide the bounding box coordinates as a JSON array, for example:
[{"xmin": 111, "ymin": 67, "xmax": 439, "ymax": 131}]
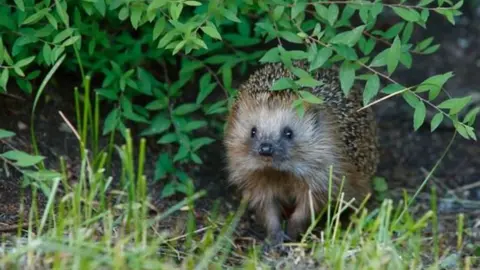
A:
[{"xmin": 0, "ymin": 0, "xmax": 477, "ymax": 197}]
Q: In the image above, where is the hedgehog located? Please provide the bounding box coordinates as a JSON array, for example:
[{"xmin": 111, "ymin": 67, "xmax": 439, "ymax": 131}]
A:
[{"xmin": 223, "ymin": 60, "xmax": 380, "ymax": 248}]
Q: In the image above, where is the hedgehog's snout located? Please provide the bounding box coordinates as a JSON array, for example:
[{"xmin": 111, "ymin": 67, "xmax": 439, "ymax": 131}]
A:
[{"xmin": 258, "ymin": 142, "xmax": 274, "ymax": 156}]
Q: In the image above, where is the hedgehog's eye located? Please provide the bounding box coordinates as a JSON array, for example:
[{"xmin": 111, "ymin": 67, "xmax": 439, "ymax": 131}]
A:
[
  {"xmin": 251, "ymin": 127, "xmax": 257, "ymax": 138},
  {"xmin": 283, "ymin": 127, "xmax": 293, "ymax": 139}
]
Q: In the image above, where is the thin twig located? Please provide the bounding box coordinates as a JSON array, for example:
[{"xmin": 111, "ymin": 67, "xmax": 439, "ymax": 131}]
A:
[{"xmin": 180, "ymin": 53, "xmax": 229, "ymax": 98}]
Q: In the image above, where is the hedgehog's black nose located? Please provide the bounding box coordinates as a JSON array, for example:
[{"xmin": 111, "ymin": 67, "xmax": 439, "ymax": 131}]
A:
[{"xmin": 259, "ymin": 143, "xmax": 274, "ymax": 156}]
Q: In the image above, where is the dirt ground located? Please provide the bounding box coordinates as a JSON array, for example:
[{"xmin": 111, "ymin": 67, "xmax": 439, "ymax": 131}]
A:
[{"xmin": 0, "ymin": 3, "xmax": 479, "ymax": 266}]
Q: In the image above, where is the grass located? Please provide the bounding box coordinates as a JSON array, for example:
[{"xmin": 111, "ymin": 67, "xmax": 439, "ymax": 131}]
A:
[
  {"xmin": 1, "ymin": 132, "xmax": 477, "ymax": 269},
  {"xmin": 0, "ymin": 71, "xmax": 478, "ymax": 270}
]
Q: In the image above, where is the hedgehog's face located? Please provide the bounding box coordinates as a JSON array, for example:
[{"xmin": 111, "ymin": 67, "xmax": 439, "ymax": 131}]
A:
[
  {"xmin": 248, "ymin": 115, "xmax": 295, "ymax": 166},
  {"xmin": 225, "ymin": 100, "xmax": 326, "ymax": 175}
]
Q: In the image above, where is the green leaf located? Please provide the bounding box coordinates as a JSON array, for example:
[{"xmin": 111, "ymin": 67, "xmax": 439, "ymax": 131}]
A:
[
  {"xmin": 22, "ymin": 9, "xmax": 48, "ymax": 25},
  {"xmin": 413, "ymin": 100, "xmax": 426, "ymax": 130},
  {"xmin": 363, "ymin": 74, "xmax": 380, "ymax": 105},
  {"xmin": 222, "ymin": 64, "xmax": 232, "ymax": 90},
  {"xmin": 221, "ymin": 7, "xmax": 241, "ymax": 22},
  {"xmin": 145, "ymin": 98, "xmax": 168, "ymax": 110},
  {"xmin": 197, "ymin": 73, "xmax": 216, "ymax": 104},
  {"xmin": 454, "ymin": 122, "xmax": 471, "ymax": 140},
  {"xmin": 382, "ymin": 22, "xmax": 405, "ymax": 39},
  {"xmin": 184, "ymin": 1, "xmax": 201, "ymax": 6},
  {"xmin": 359, "ymin": 6, "xmax": 369, "ymax": 24},
  {"xmin": 415, "ymin": 72, "xmax": 454, "ymax": 100},
  {"xmin": 314, "ymin": 4, "xmax": 328, "ymax": 19},
  {"xmin": 359, "ymin": 37, "xmax": 376, "ymax": 55},
  {"xmin": 22, "ymin": 170, "xmax": 62, "ymax": 181},
  {"xmin": 204, "ymin": 55, "xmax": 233, "ymax": 64},
  {"xmin": 434, "ymin": 8, "xmax": 457, "ymax": 25},
  {"xmin": 172, "ymin": 40, "xmax": 186, "ymax": 55},
  {"xmin": 148, "ymin": 0, "xmax": 168, "ymax": 12},
  {"xmin": 141, "ymin": 114, "xmax": 171, "ymax": 136},
  {"xmin": 415, "ymin": 37, "xmax": 434, "ymax": 52},
  {"xmin": 297, "ymin": 77, "xmax": 322, "ymax": 88},
  {"xmin": 45, "ymin": 13, "xmax": 58, "ymax": 29},
  {"xmin": 373, "ymin": 176, "xmax": 388, "ymax": 192},
  {"xmin": 334, "ymin": 44, "xmax": 358, "ymax": 60},
  {"xmin": 130, "ymin": 4, "xmax": 143, "ymax": 29},
  {"xmin": 161, "ymin": 183, "xmax": 176, "ymax": 197},
  {"xmin": 430, "ymin": 112, "xmax": 444, "ymax": 132},
  {"xmin": 437, "ymin": 96, "xmax": 471, "ymax": 115},
  {"xmin": 103, "ymin": 108, "xmax": 120, "ymax": 135},
  {"xmin": 309, "ymin": 47, "xmax": 332, "ymax": 71},
  {"xmin": 421, "ymin": 9, "xmax": 430, "ymax": 23},
  {"xmin": 370, "ymin": 48, "xmax": 388, "ymax": 67},
  {"xmin": 279, "ymin": 31, "xmax": 303, "ymax": 44},
  {"xmin": 118, "ymin": 6, "xmax": 129, "ymax": 20},
  {"xmin": 0, "ymin": 68, "xmax": 9, "ymax": 90},
  {"xmin": 183, "ymin": 121, "xmax": 207, "ymax": 132},
  {"xmin": 327, "ymin": 4, "xmax": 339, "ymax": 26},
  {"xmin": 0, "ymin": 128, "xmax": 15, "ymax": 139},
  {"xmin": 158, "ymin": 31, "xmax": 179, "ymax": 48},
  {"xmin": 465, "ymin": 126, "xmax": 477, "ymax": 141},
  {"xmin": 463, "ymin": 107, "xmax": 480, "ymax": 126},
  {"xmin": 173, "ymin": 145, "xmax": 189, "ymax": 162},
  {"xmin": 402, "ymin": 91, "xmax": 420, "ymax": 108},
  {"xmin": 402, "ymin": 22, "xmax": 414, "ymax": 43},
  {"xmin": 201, "ymin": 24, "xmax": 222, "ymax": 40},
  {"xmin": 289, "ymin": 50, "xmax": 309, "ymax": 60},
  {"xmin": 14, "ymin": 0, "xmax": 25, "ymax": 11},
  {"xmin": 94, "ymin": 0, "xmax": 106, "ymax": 16},
  {"xmin": 153, "ymin": 17, "xmax": 166, "ymax": 40},
  {"xmin": 42, "ymin": 44, "xmax": 52, "ymax": 64},
  {"xmin": 155, "ymin": 153, "xmax": 173, "ymax": 180},
  {"xmin": 14, "ymin": 67, "xmax": 25, "ymax": 77},
  {"xmin": 329, "ymin": 25, "xmax": 365, "ymax": 47},
  {"xmin": 157, "ymin": 133, "xmax": 177, "ymax": 144},
  {"xmin": 387, "ymin": 36, "xmax": 401, "ymax": 74},
  {"xmin": 293, "ymin": 67, "xmax": 322, "ymax": 88},
  {"xmin": 173, "ymin": 103, "xmax": 200, "ymax": 115},
  {"xmin": 392, "ymin": 6, "xmax": 420, "ymax": 22},
  {"xmin": 191, "ymin": 137, "xmax": 215, "ymax": 151},
  {"xmin": 204, "ymin": 100, "xmax": 227, "ymax": 115},
  {"xmin": 299, "ymin": 90, "xmax": 323, "ymax": 104},
  {"xmin": 55, "ymin": 0, "xmax": 69, "ymax": 26},
  {"xmin": 53, "ymin": 29, "xmax": 74, "ymax": 44},
  {"xmin": 419, "ymin": 0, "xmax": 435, "ymax": 6},
  {"xmin": 273, "ymin": 6, "xmax": 284, "ymax": 20},
  {"xmin": 169, "ymin": 3, "xmax": 183, "ymax": 20},
  {"xmin": 61, "ymin": 36, "xmax": 80, "ymax": 47},
  {"xmin": 271, "ymin": 77, "xmax": 295, "ymax": 91},
  {"xmin": 422, "ymin": 44, "xmax": 440, "ymax": 54},
  {"xmin": 399, "ymin": 51, "xmax": 412, "ymax": 69},
  {"xmin": 381, "ymin": 83, "xmax": 405, "ymax": 94},
  {"xmin": 260, "ymin": 47, "xmax": 280, "ymax": 63},
  {"xmin": 339, "ymin": 61, "xmax": 355, "ymax": 95},
  {"xmin": 371, "ymin": 2, "xmax": 384, "ymax": 18},
  {"xmin": 190, "ymin": 152, "xmax": 203, "ymax": 164},
  {"xmin": 0, "ymin": 150, "xmax": 45, "ymax": 167},
  {"xmin": 291, "ymin": 1, "xmax": 306, "ymax": 18},
  {"xmin": 15, "ymin": 56, "xmax": 36, "ymax": 68}
]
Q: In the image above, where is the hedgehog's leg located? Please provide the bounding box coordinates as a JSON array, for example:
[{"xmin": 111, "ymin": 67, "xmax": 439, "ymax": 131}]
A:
[
  {"xmin": 258, "ymin": 199, "xmax": 289, "ymax": 252},
  {"xmin": 286, "ymin": 196, "xmax": 314, "ymax": 241}
]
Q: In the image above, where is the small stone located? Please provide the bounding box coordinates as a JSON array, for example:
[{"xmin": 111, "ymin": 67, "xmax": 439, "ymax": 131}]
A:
[{"xmin": 17, "ymin": 121, "xmax": 27, "ymax": 130}]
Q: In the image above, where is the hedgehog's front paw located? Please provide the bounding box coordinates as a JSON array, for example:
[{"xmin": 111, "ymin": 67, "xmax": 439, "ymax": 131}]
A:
[{"xmin": 262, "ymin": 230, "xmax": 290, "ymax": 255}]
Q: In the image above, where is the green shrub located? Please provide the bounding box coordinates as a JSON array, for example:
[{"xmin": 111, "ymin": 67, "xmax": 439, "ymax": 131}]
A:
[{"xmin": 0, "ymin": 0, "xmax": 476, "ymax": 198}]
